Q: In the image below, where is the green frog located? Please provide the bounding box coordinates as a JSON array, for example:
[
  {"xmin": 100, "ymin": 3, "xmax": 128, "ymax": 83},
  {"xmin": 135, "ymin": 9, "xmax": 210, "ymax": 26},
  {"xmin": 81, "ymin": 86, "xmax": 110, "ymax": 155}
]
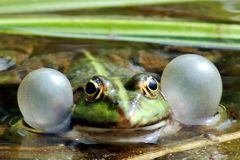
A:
[
  {"xmin": 65, "ymin": 51, "xmax": 180, "ymax": 144},
  {"xmin": 5, "ymin": 49, "xmax": 225, "ymax": 144},
  {"xmin": 9, "ymin": 50, "xmax": 182, "ymax": 144}
]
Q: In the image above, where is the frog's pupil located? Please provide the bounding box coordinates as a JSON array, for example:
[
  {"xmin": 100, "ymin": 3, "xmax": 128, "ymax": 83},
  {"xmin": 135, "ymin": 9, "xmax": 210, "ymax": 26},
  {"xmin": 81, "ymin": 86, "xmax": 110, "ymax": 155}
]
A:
[
  {"xmin": 148, "ymin": 79, "xmax": 157, "ymax": 90},
  {"xmin": 86, "ymin": 82, "xmax": 97, "ymax": 94}
]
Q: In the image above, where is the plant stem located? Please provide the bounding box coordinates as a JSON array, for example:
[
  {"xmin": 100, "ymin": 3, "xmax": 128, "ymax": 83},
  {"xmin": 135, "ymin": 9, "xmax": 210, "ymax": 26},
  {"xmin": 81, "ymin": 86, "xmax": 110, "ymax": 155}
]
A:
[{"xmin": 0, "ymin": 0, "xmax": 221, "ymax": 14}]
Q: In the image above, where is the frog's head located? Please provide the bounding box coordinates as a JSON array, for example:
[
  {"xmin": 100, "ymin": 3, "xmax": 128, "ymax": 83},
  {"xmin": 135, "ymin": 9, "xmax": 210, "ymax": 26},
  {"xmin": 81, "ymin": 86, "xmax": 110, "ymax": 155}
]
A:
[{"xmin": 73, "ymin": 73, "xmax": 170, "ymax": 129}]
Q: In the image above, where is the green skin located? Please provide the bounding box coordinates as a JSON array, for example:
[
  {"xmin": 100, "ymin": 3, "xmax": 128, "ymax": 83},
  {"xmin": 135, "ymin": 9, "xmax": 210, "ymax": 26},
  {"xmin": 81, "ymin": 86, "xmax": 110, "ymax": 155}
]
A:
[{"xmin": 69, "ymin": 51, "xmax": 170, "ymax": 129}]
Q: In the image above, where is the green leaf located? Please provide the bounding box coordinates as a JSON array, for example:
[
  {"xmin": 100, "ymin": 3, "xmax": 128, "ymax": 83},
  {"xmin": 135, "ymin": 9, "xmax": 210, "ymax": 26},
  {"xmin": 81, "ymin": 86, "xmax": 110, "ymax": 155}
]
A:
[
  {"xmin": 0, "ymin": 16, "xmax": 239, "ymax": 49},
  {"xmin": 0, "ymin": 0, "xmax": 223, "ymax": 14}
]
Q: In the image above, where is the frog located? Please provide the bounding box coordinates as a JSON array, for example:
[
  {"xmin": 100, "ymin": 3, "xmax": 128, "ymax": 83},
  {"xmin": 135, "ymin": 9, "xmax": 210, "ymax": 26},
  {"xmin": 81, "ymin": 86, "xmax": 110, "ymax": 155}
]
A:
[
  {"xmin": 4, "ymin": 49, "xmax": 185, "ymax": 144},
  {"xmin": 7, "ymin": 49, "xmax": 228, "ymax": 144},
  {"xmin": 64, "ymin": 51, "xmax": 181, "ymax": 144}
]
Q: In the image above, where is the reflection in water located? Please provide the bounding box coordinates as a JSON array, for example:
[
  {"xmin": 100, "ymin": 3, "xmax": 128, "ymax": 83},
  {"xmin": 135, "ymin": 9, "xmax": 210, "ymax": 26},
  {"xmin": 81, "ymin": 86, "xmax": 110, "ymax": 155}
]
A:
[
  {"xmin": 230, "ymin": 15, "xmax": 240, "ymax": 21},
  {"xmin": 223, "ymin": 0, "xmax": 240, "ymax": 21},
  {"xmin": 18, "ymin": 132, "xmax": 74, "ymax": 160},
  {"xmin": 0, "ymin": 58, "xmax": 15, "ymax": 72},
  {"xmin": 223, "ymin": 0, "xmax": 240, "ymax": 13}
]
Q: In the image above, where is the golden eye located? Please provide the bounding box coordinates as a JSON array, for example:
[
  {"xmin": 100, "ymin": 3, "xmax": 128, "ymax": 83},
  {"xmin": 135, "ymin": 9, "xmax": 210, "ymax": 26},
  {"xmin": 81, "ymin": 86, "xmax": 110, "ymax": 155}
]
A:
[
  {"xmin": 141, "ymin": 76, "xmax": 159, "ymax": 99},
  {"xmin": 85, "ymin": 77, "xmax": 103, "ymax": 102},
  {"xmin": 125, "ymin": 73, "xmax": 160, "ymax": 99}
]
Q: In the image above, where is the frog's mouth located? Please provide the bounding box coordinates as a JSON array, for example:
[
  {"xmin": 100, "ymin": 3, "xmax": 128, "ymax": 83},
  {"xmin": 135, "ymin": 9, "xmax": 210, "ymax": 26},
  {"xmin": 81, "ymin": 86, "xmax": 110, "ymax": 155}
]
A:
[
  {"xmin": 67, "ymin": 118, "xmax": 181, "ymax": 144},
  {"xmin": 72, "ymin": 113, "xmax": 169, "ymax": 129},
  {"xmin": 74, "ymin": 117, "xmax": 168, "ymax": 132}
]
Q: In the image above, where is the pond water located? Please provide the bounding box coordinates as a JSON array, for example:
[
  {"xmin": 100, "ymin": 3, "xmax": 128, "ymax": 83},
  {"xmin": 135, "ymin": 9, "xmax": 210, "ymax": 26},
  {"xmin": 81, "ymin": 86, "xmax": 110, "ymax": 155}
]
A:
[{"xmin": 0, "ymin": 1, "xmax": 240, "ymax": 159}]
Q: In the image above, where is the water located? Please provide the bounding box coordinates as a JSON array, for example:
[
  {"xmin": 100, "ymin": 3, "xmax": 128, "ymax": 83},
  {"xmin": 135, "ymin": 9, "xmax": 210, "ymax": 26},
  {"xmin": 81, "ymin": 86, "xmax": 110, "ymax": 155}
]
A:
[{"xmin": 0, "ymin": 1, "xmax": 240, "ymax": 159}]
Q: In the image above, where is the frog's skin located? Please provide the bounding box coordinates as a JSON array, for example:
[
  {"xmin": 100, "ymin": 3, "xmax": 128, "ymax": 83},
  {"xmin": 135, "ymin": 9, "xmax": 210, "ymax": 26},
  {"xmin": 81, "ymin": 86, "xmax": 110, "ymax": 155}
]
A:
[{"xmin": 65, "ymin": 51, "xmax": 180, "ymax": 144}]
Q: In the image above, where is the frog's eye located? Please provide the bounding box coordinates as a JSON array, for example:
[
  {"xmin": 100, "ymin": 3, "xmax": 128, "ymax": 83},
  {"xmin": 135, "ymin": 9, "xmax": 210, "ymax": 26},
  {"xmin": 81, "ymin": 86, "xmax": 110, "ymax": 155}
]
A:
[
  {"xmin": 147, "ymin": 77, "xmax": 158, "ymax": 91},
  {"xmin": 125, "ymin": 73, "xmax": 160, "ymax": 99},
  {"xmin": 85, "ymin": 77, "xmax": 104, "ymax": 102},
  {"xmin": 141, "ymin": 76, "xmax": 159, "ymax": 99}
]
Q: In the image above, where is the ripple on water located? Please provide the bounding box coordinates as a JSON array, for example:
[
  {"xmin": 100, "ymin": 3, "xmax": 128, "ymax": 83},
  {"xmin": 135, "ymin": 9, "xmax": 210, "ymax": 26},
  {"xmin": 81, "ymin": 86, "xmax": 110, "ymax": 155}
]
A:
[
  {"xmin": 222, "ymin": 0, "xmax": 240, "ymax": 21},
  {"xmin": 223, "ymin": 0, "xmax": 240, "ymax": 13}
]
